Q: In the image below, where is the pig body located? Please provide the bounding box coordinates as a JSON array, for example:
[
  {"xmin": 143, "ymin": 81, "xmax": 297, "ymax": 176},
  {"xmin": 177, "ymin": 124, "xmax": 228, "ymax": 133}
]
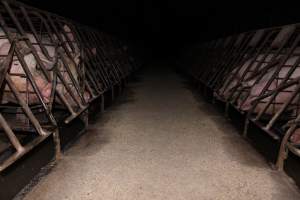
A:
[
  {"xmin": 216, "ymin": 54, "xmax": 271, "ymax": 100},
  {"xmin": 238, "ymin": 56, "xmax": 300, "ymax": 115},
  {"xmin": 0, "ymin": 26, "xmax": 90, "ymax": 107}
]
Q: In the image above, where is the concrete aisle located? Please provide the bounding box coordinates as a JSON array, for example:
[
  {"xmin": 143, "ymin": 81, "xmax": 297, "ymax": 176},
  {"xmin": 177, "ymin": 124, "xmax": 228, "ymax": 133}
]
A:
[{"xmin": 24, "ymin": 65, "xmax": 300, "ymax": 200}]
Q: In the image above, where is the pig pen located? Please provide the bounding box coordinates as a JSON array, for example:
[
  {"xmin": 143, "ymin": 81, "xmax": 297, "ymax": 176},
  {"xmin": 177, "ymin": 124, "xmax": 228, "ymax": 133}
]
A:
[
  {"xmin": 178, "ymin": 23, "xmax": 300, "ymax": 188},
  {"xmin": 0, "ymin": 0, "xmax": 138, "ymax": 199}
]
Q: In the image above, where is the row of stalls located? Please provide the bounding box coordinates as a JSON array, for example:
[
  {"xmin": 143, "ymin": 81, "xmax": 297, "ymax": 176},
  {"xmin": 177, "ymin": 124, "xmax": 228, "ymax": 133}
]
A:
[
  {"xmin": 177, "ymin": 24, "xmax": 300, "ymax": 187},
  {"xmin": 0, "ymin": 0, "xmax": 139, "ymax": 199}
]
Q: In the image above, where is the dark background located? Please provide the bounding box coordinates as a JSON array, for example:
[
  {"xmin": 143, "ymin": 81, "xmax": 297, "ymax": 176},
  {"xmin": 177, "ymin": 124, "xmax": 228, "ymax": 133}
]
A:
[{"xmin": 20, "ymin": 0, "xmax": 300, "ymax": 58}]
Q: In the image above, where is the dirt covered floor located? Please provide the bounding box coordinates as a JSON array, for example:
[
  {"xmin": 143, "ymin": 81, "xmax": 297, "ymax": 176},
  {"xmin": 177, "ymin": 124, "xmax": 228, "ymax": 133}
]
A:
[{"xmin": 23, "ymin": 64, "xmax": 300, "ymax": 200}]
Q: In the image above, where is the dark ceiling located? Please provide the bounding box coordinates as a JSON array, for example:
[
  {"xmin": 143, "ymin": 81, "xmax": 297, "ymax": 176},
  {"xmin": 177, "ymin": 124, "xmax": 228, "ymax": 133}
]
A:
[{"xmin": 19, "ymin": 0, "xmax": 300, "ymax": 57}]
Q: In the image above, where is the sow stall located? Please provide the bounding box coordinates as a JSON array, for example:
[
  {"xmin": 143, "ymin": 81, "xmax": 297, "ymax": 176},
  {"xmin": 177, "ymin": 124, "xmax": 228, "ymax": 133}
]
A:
[
  {"xmin": 0, "ymin": 0, "xmax": 138, "ymax": 199},
  {"xmin": 178, "ymin": 23, "xmax": 300, "ymax": 187}
]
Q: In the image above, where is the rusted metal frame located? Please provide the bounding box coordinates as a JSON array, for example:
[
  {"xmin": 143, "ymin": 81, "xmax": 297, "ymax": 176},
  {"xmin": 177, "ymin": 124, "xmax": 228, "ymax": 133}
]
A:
[
  {"xmin": 253, "ymin": 46, "xmax": 300, "ymax": 122},
  {"xmin": 208, "ymin": 33, "xmax": 254, "ymax": 88},
  {"xmin": 44, "ymin": 14, "xmax": 78, "ymax": 71},
  {"xmin": 50, "ymin": 18, "xmax": 88, "ymax": 105},
  {"xmin": 19, "ymin": 8, "xmax": 59, "ymax": 110},
  {"xmin": 29, "ymin": 11, "xmax": 87, "ymax": 123},
  {"xmin": 276, "ymin": 114, "xmax": 300, "ymax": 170},
  {"xmin": 5, "ymin": 73, "xmax": 49, "ymax": 135},
  {"xmin": 41, "ymin": 13, "xmax": 71, "ymax": 54},
  {"xmin": 50, "ymin": 21, "xmax": 88, "ymax": 105},
  {"xmin": 69, "ymin": 25, "xmax": 108, "ymax": 102},
  {"xmin": 30, "ymin": 11, "xmax": 59, "ymax": 48},
  {"xmin": 54, "ymin": 22, "xmax": 97, "ymax": 101},
  {"xmin": 95, "ymin": 32, "xmax": 123, "ymax": 83},
  {"xmin": 257, "ymin": 78, "xmax": 300, "ymax": 131},
  {"xmin": 48, "ymin": 66, "xmax": 57, "ymax": 110},
  {"xmin": 223, "ymin": 30, "xmax": 283, "ymax": 103},
  {"xmin": 52, "ymin": 16, "xmax": 76, "ymax": 53},
  {"xmin": 89, "ymin": 31, "xmax": 116, "ymax": 87},
  {"xmin": 243, "ymin": 32, "xmax": 300, "ymax": 115},
  {"xmin": 49, "ymin": 57, "xmax": 86, "ymax": 112},
  {"xmin": 85, "ymin": 66, "xmax": 103, "ymax": 95},
  {"xmin": 0, "ymin": 113, "xmax": 24, "ymax": 152},
  {"xmin": 0, "ymin": 40, "xmax": 15, "ymax": 85},
  {"xmin": 3, "ymin": 3, "xmax": 57, "ymax": 109},
  {"xmin": 58, "ymin": 50, "xmax": 88, "ymax": 105},
  {"xmin": 49, "ymin": 73, "xmax": 88, "ymax": 124},
  {"xmin": 91, "ymin": 31, "xmax": 120, "ymax": 84},
  {"xmin": 54, "ymin": 20, "xmax": 87, "ymax": 91},
  {"xmin": 99, "ymin": 33, "xmax": 125, "ymax": 80},
  {"xmin": 74, "ymin": 27, "xmax": 109, "ymax": 91},
  {"xmin": 57, "ymin": 21, "xmax": 76, "ymax": 53},
  {"xmin": 64, "ymin": 24, "xmax": 104, "ymax": 96},
  {"xmin": 229, "ymin": 59, "xmax": 281, "ymax": 107},
  {"xmin": 91, "ymin": 31, "xmax": 120, "ymax": 85},
  {"xmin": 287, "ymin": 142, "xmax": 300, "ymax": 156},
  {"xmin": 4, "ymin": 0, "xmax": 122, "ymax": 95},
  {"xmin": 44, "ymin": 14, "xmax": 92, "ymax": 115},
  {"xmin": 25, "ymin": 14, "xmax": 59, "ymax": 114},
  {"xmin": 0, "ymin": 112, "xmax": 51, "ymax": 172},
  {"xmin": 19, "ymin": 6, "xmax": 51, "ymax": 60},
  {"xmin": 88, "ymin": 30, "xmax": 117, "ymax": 85},
  {"xmin": 68, "ymin": 30, "xmax": 102, "ymax": 99},
  {"xmin": 0, "ymin": 9, "xmax": 57, "ymax": 126},
  {"xmin": 84, "ymin": 57, "xmax": 106, "ymax": 95},
  {"xmin": 215, "ymin": 30, "xmax": 274, "ymax": 93},
  {"xmin": 218, "ymin": 30, "xmax": 277, "ymax": 98},
  {"xmin": 2, "ymin": 1, "xmax": 50, "ymax": 80},
  {"xmin": 6, "ymin": 5, "xmax": 84, "ymax": 126},
  {"xmin": 28, "ymin": 11, "xmax": 84, "ymax": 113},
  {"xmin": 82, "ymin": 29, "xmax": 113, "ymax": 89},
  {"xmin": 59, "ymin": 22, "xmax": 94, "ymax": 102},
  {"xmin": 209, "ymin": 32, "xmax": 259, "ymax": 89}
]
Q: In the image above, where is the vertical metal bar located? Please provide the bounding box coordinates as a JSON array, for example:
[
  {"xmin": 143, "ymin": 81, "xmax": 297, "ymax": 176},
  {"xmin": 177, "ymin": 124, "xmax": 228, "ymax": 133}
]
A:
[
  {"xmin": 0, "ymin": 114, "xmax": 24, "ymax": 152},
  {"xmin": 5, "ymin": 74, "xmax": 47, "ymax": 136}
]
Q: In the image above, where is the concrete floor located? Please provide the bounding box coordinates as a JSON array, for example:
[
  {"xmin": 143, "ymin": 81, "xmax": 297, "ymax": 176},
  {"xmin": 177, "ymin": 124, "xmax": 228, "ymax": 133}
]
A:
[{"xmin": 24, "ymin": 64, "xmax": 300, "ymax": 200}]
